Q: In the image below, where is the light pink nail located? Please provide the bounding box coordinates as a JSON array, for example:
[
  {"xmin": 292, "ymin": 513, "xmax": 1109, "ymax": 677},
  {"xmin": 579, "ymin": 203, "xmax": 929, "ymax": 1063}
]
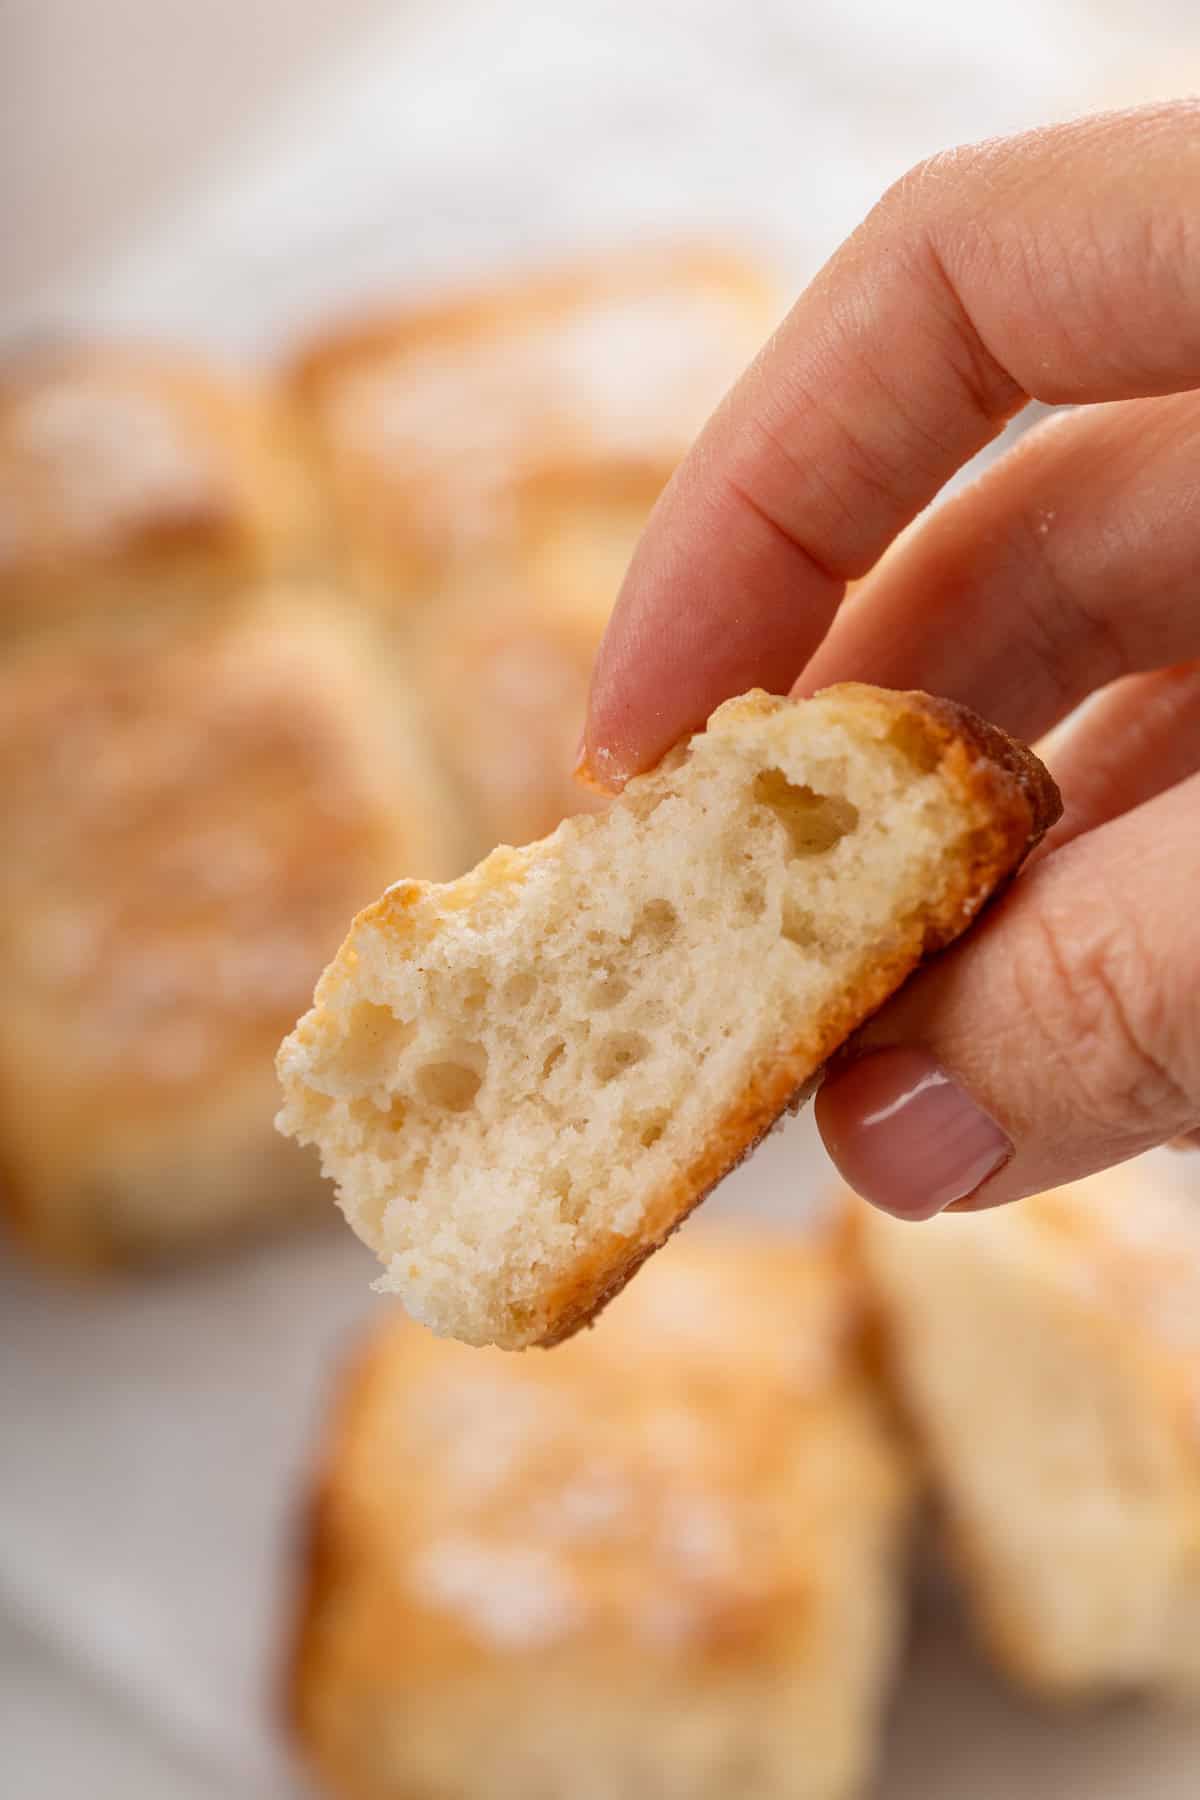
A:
[{"xmin": 816, "ymin": 1047, "xmax": 1012, "ymax": 1219}]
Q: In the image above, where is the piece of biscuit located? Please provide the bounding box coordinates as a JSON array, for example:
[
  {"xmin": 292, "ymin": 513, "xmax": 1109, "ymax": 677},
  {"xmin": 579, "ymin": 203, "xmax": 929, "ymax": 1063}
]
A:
[
  {"xmin": 858, "ymin": 1162, "xmax": 1200, "ymax": 1699},
  {"xmin": 0, "ymin": 593, "xmax": 456, "ymax": 1269},
  {"xmin": 0, "ymin": 341, "xmax": 323, "ymax": 639},
  {"xmin": 289, "ymin": 1223, "xmax": 914, "ymax": 1800},
  {"xmin": 277, "ymin": 684, "xmax": 1059, "ymax": 1348},
  {"xmin": 287, "ymin": 249, "xmax": 774, "ymax": 608}
]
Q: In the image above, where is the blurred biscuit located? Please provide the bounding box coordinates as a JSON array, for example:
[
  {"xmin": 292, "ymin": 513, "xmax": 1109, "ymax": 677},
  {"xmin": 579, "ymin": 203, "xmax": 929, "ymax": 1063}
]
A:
[
  {"xmin": 290, "ymin": 1223, "xmax": 914, "ymax": 1800},
  {"xmin": 287, "ymin": 248, "xmax": 775, "ymax": 608},
  {"xmin": 413, "ymin": 462, "xmax": 666, "ymax": 853},
  {"xmin": 0, "ymin": 341, "xmax": 324, "ymax": 638},
  {"xmin": 0, "ymin": 593, "xmax": 455, "ymax": 1268},
  {"xmin": 859, "ymin": 1163, "xmax": 1200, "ymax": 1698}
]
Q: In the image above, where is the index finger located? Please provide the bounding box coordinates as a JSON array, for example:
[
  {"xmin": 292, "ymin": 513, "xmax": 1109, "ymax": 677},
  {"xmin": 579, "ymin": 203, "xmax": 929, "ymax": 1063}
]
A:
[{"xmin": 582, "ymin": 101, "xmax": 1200, "ymax": 788}]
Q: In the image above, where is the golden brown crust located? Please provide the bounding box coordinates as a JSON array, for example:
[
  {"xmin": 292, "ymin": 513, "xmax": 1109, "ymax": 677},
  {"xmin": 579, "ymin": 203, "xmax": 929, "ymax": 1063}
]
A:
[
  {"xmin": 889, "ymin": 688, "xmax": 1062, "ymax": 853},
  {"xmin": 535, "ymin": 689, "xmax": 1060, "ymax": 1346}
]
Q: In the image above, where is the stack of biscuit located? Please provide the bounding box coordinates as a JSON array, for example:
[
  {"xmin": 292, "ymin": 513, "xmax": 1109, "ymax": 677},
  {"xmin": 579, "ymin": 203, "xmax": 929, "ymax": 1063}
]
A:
[{"xmin": 0, "ymin": 251, "xmax": 773, "ymax": 1269}]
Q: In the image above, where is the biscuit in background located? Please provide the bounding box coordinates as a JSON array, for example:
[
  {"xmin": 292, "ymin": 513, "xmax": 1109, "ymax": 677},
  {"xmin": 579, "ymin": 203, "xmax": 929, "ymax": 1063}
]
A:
[
  {"xmin": 858, "ymin": 1162, "xmax": 1200, "ymax": 1699},
  {"xmin": 0, "ymin": 592, "xmax": 456, "ymax": 1270},
  {"xmin": 290, "ymin": 1221, "xmax": 915, "ymax": 1800},
  {"xmin": 413, "ymin": 462, "xmax": 666, "ymax": 855},
  {"xmin": 0, "ymin": 341, "xmax": 326, "ymax": 641},
  {"xmin": 287, "ymin": 248, "xmax": 776, "ymax": 610}
]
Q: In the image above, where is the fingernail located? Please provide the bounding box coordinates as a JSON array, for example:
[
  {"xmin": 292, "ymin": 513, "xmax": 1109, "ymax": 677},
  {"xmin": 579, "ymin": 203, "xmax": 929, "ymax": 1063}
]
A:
[
  {"xmin": 815, "ymin": 1047, "xmax": 1012, "ymax": 1220},
  {"xmin": 573, "ymin": 737, "xmax": 623, "ymax": 795}
]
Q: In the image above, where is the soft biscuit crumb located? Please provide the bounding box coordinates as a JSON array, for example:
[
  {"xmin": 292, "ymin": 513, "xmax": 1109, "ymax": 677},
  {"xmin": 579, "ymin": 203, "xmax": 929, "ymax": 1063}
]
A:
[{"xmin": 276, "ymin": 683, "xmax": 1058, "ymax": 1349}]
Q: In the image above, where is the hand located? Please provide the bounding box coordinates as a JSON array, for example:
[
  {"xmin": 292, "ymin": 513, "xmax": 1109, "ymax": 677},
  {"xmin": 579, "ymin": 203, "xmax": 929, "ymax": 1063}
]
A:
[{"xmin": 580, "ymin": 101, "xmax": 1200, "ymax": 1219}]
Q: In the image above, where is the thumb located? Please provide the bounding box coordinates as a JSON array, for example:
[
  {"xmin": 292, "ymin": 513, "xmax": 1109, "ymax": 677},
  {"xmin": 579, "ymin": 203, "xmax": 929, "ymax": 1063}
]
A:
[{"xmin": 815, "ymin": 773, "xmax": 1200, "ymax": 1218}]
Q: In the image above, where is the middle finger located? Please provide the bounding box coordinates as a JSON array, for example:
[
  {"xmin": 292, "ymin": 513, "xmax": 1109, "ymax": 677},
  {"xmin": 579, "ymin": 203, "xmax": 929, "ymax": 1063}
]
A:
[{"xmin": 799, "ymin": 390, "xmax": 1200, "ymax": 744}]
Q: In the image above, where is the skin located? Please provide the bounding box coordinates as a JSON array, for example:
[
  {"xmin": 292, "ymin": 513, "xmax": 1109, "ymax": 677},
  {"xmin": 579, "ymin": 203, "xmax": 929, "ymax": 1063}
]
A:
[{"xmin": 580, "ymin": 101, "xmax": 1200, "ymax": 1218}]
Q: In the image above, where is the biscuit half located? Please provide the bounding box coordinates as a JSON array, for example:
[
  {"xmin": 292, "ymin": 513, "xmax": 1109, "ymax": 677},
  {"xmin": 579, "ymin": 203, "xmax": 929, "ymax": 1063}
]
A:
[{"xmin": 277, "ymin": 683, "xmax": 1059, "ymax": 1348}]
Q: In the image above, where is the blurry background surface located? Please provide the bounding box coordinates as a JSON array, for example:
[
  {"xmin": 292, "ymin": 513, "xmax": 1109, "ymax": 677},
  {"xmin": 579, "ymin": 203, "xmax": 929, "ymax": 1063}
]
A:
[
  {"xmin": 4, "ymin": 2, "xmax": 1200, "ymax": 1795},
  {"xmin": 5, "ymin": 0, "xmax": 1198, "ymax": 349}
]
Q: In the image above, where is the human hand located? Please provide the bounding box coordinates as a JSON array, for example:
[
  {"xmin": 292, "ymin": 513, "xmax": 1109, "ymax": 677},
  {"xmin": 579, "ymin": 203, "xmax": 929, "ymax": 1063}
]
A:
[{"xmin": 580, "ymin": 101, "xmax": 1200, "ymax": 1218}]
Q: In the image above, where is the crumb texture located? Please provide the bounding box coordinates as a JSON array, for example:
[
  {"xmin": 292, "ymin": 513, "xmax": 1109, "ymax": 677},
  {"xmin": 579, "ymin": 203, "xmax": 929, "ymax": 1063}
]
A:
[{"xmin": 277, "ymin": 683, "xmax": 1053, "ymax": 1347}]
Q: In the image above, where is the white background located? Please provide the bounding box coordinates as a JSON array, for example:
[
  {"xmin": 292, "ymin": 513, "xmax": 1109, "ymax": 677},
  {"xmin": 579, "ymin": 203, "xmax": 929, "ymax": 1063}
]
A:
[{"xmin": 3, "ymin": 2, "xmax": 1200, "ymax": 1794}]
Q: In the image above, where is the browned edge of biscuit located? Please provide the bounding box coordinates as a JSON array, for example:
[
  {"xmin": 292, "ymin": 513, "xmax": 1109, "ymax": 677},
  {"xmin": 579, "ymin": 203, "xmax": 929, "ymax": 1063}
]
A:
[
  {"xmin": 534, "ymin": 691, "xmax": 1060, "ymax": 1346},
  {"xmin": 281, "ymin": 1321, "xmax": 392, "ymax": 1775},
  {"xmin": 899, "ymin": 690, "xmax": 1061, "ymax": 869},
  {"xmin": 0, "ymin": 1137, "xmax": 112, "ymax": 1275},
  {"xmin": 0, "ymin": 1127, "xmax": 40, "ymax": 1264}
]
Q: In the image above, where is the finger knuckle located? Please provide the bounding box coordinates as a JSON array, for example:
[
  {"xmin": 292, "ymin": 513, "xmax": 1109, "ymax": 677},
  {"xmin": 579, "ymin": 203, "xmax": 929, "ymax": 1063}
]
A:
[
  {"xmin": 1010, "ymin": 498, "xmax": 1131, "ymax": 706},
  {"xmin": 885, "ymin": 144, "xmax": 978, "ymax": 218},
  {"xmin": 880, "ymin": 159, "xmax": 1024, "ymax": 429},
  {"xmin": 1015, "ymin": 883, "xmax": 1193, "ymax": 1132},
  {"xmin": 731, "ymin": 388, "xmax": 909, "ymax": 579}
]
